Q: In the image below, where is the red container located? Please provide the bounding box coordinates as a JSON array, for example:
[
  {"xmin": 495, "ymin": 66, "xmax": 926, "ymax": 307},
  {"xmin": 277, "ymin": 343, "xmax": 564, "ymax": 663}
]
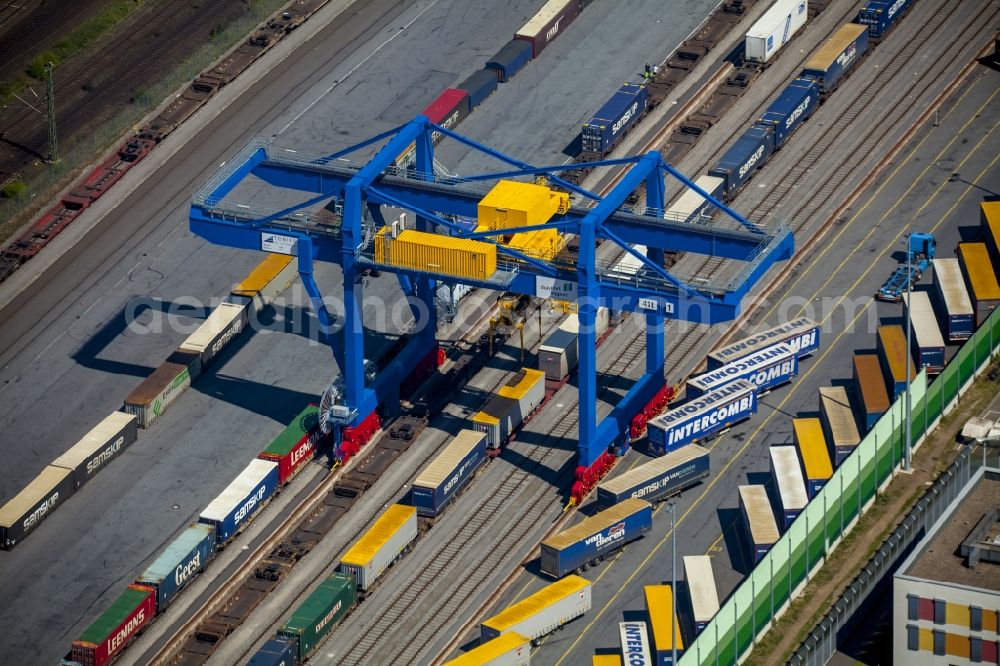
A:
[
  {"xmin": 258, "ymin": 405, "xmax": 322, "ymax": 485},
  {"xmin": 72, "ymin": 585, "xmax": 155, "ymax": 666},
  {"xmin": 422, "ymin": 88, "xmax": 470, "ymax": 129}
]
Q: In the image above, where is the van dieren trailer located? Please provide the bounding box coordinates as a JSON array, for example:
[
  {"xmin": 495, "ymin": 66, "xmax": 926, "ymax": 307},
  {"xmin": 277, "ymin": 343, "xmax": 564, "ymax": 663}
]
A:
[{"xmin": 540, "ymin": 499, "xmax": 652, "ymax": 578}]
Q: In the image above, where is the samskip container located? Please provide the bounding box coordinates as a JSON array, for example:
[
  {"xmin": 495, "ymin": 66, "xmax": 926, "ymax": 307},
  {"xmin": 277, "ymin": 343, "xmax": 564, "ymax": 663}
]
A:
[
  {"xmin": 0, "ymin": 465, "xmax": 75, "ymax": 550},
  {"xmin": 486, "ymin": 39, "xmax": 533, "ymax": 82},
  {"xmin": 481, "ymin": 575, "xmax": 591, "ymax": 642},
  {"xmin": 51, "ymin": 412, "xmax": 138, "ymax": 490},
  {"xmin": 854, "ymin": 354, "xmax": 890, "ymax": 430},
  {"xmin": 258, "ymin": 404, "xmax": 321, "ymax": 485},
  {"xmin": 338, "ymin": 504, "xmax": 418, "ymax": 590},
  {"xmin": 739, "ymin": 484, "xmax": 779, "ymax": 562},
  {"xmin": 442, "ymin": 632, "xmax": 531, "ymax": 666},
  {"xmin": 376, "ymin": 227, "xmax": 497, "ymax": 281},
  {"xmin": 902, "ymin": 291, "xmax": 946, "ymax": 374},
  {"xmin": 819, "ymin": 386, "xmax": 861, "ymax": 466},
  {"xmin": 278, "ymin": 573, "xmax": 357, "ymax": 661},
  {"xmin": 744, "ymin": 0, "xmax": 808, "ymax": 63},
  {"xmin": 757, "ymin": 77, "xmax": 818, "ymax": 148},
  {"xmin": 456, "ymin": 69, "xmax": 498, "ymax": 110},
  {"xmin": 123, "ymin": 350, "xmax": 202, "ymax": 428},
  {"xmin": 198, "ymin": 459, "xmax": 279, "ymax": 544},
  {"xmin": 708, "ymin": 124, "xmax": 773, "ymax": 196},
  {"xmin": 582, "ymin": 83, "xmax": 648, "ymax": 155},
  {"xmin": 540, "ymin": 499, "xmax": 652, "ymax": 578},
  {"xmin": 801, "ymin": 23, "xmax": 868, "ymax": 94},
  {"xmin": 958, "ymin": 242, "xmax": 1000, "ymax": 326},
  {"xmin": 135, "ymin": 523, "xmax": 215, "ymax": 611},
  {"xmin": 71, "ymin": 585, "xmax": 155, "ymax": 666},
  {"xmin": 855, "ymin": 0, "xmax": 913, "ymax": 39},
  {"xmin": 515, "ymin": 0, "xmax": 581, "ymax": 57},
  {"xmin": 793, "ymin": 417, "xmax": 832, "ymax": 496},
  {"xmin": 412, "ymin": 429, "xmax": 488, "ymax": 516},
  {"xmin": 248, "ymin": 637, "xmax": 298, "ymax": 666},
  {"xmin": 708, "ymin": 317, "xmax": 819, "ymax": 369},
  {"xmin": 178, "ymin": 301, "xmax": 248, "ymax": 368},
  {"xmin": 596, "ymin": 444, "xmax": 709, "ymax": 508},
  {"xmin": 647, "ymin": 380, "xmax": 756, "ymax": 455}
]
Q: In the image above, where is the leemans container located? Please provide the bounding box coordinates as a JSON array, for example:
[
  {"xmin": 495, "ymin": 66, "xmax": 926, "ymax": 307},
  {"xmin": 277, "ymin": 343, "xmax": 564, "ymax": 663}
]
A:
[
  {"xmin": 739, "ymin": 485, "xmax": 779, "ymax": 562},
  {"xmin": 515, "ymin": 0, "xmax": 581, "ymax": 57},
  {"xmin": 412, "ymin": 429, "xmax": 488, "ymax": 517},
  {"xmin": 51, "ymin": 411, "xmax": 138, "ymax": 490},
  {"xmin": 708, "ymin": 317, "xmax": 819, "ymax": 369},
  {"xmin": 486, "ymin": 39, "xmax": 533, "ymax": 82},
  {"xmin": 876, "ymin": 325, "xmax": 914, "ymax": 400},
  {"xmin": 232, "ymin": 253, "xmax": 297, "ymax": 313},
  {"xmin": 134, "ymin": 523, "xmax": 215, "ymax": 611},
  {"xmin": 456, "ymin": 69, "xmax": 498, "ymax": 110},
  {"xmin": 442, "ymin": 632, "xmax": 531, "ymax": 666},
  {"xmin": 757, "ymin": 77, "xmax": 818, "ymax": 148},
  {"xmin": 537, "ymin": 308, "xmax": 609, "ymax": 380},
  {"xmin": 819, "ymin": 386, "xmax": 861, "ymax": 465},
  {"xmin": 793, "ymin": 418, "xmax": 832, "ymax": 497},
  {"xmin": 644, "ymin": 585, "xmax": 685, "ymax": 664},
  {"xmin": 123, "ymin": 350, "xmax": 202, "ymax": 428},
  {"xmin": 769, "ymin": 446, "xmax": 808, "ymax": 529},
  {"xmin": 801, "ymin": 23, "xmax": 868, "ymax": 94},
  {"xmin": 708, "ymin": 124, "xmax": 773, "ymax": 196},
  {"xmin": 855, "ymin": 0, "xmax": 913, "ymax": 39},
  {"xmin": 682, "ymin": 555, "xmax": 720, "ymax": 633},
  {"xmin": 71, "ymin": 585, "xmax": 155, "ymax": 666},
  {"xmin": 472, "ymin": 368, "xmax": 545, "ymax": 449},
  {"xmin": 582, "ymin": 83, "xmax": 648, "ymax": 155},
  {"xmin": 619, "ymin": 622, "xmax": 653, "ymax": 666},
  {"xmin": 664, "ymin": 175, "xmax": 725, "ymax": 224},
  {"xmin": 198, "ymin": 458, "xmax": 279, "ymax": 544},
  {"xmin": 375, "ymin": 227, "xmax": 498, "ymax": 281},
  {"xmin": 178, "ymin": 301, "xmax": 248, "ymax": 368},
  {"xmin": 480, "ymin": 575, "xmax": 591, "ymax": 642},
  {"xmin": 596, "ymin": 444, "xmax": 709, "ymax": 508},
  {"xmin": 540, "ymin": 499, "xmax": 652, "ymax": 579},
  {"xmin": 0, "ymin": 465, "xmax": 75, "ymax": 550},
  {"xmin": 647, "ymin": 380, "xmax": 756, "ymax": 456},
  {"xmin": 902, "ymin": 291, "xmax": 946, "ymax": 374},
  {"xmin": 686, "ymin": 342, "xmax": 797, "ymax": 398},
  {"xmin": 958, "ymin": 242, "xmax": 1000, "ymax": 326},
  {"xmin": 248, "ymin": 637, "xmax": 298, "ymax": 666},
  {"xmin": 338, "ymin": 504, "xmax": 418, "ymax": 590},
  {"xmin": 258, "ymin": 404, "xmax": 321, "ymax": 485},
  {"xmin": 278, "ymin": 573, "xmax": 357, "ymax": 662},
  {"xmin": 744, "ymin": 0, "xmax": 808, "ymax": 63},
  {"xmin": 854, "ymin": 354, "xmax": 890, "ymax": 431}
]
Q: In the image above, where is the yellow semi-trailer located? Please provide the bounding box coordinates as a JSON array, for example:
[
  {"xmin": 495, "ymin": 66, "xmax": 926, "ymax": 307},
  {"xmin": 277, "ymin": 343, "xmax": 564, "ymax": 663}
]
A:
[
  {"xmin": 480, "ymin": 575, "xmax": 592, "ymax": 645},
  {"xmin": 818, "ymin": 386, "xmax": 861, "ymax": 465},
  {"xmin": 338, "ymin": 504, "xmax": 418, "ymax": 593},
  {"xmin": 442, "ymin": 632, "xmax": 531, "ymax": 666}
]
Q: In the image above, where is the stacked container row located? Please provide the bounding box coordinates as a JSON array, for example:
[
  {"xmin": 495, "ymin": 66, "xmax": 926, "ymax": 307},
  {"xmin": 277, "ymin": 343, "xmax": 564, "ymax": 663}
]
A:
[{"xmin": 707, "ymin": 317, "xmax": 819, "ymax": 369}]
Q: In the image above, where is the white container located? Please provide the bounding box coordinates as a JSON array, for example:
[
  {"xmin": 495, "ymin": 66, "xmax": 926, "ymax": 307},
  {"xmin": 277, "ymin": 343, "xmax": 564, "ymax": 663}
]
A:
[
  {"xmin": 683, "ymin": 555, "xmax": 720, "ymax": 632},
  {"xmin": 665, "ymin": 175, "xmax": 724, "ymax": 225},
  {"xmin": 481, "ymin": 575, "xmax": 592, "ymax": 642},
  {"xmin": 198, "ymin": 459, "xmax": 279, "ymax": 544},
  {"xmin": 338, "ymin": 504, "xmax": 418, "ymax": 590},
  {"xmin": 179, "ymin": 302, "xmax": 248, "ymax": 367},
  {"xmin": 745, "ymin": 0, "xmax": 809, "ymax": 63},
  {"xmin": 537, "ymin": 308, "xmax": 609, "ymax": 380},
  {"xmin": 619, "ymin": 622, "xmax": 653, "ymax": 665},
  {"xmin": 769, "ymin": 446, "xmax": 808, "ymax": 528}
]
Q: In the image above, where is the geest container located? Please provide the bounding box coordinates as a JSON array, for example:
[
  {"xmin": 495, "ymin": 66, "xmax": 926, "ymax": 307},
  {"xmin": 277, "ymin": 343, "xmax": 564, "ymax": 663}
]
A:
[
  {"xmin": 178, "ymin": 301, "xmax": 248, "ymax": 368},
  {"xmin": 958, "ymin": 242, "xmax": 1000, "ymax": 326},
  {"xmin": 854, "ymin": 354, "xmax": 890, "ymax": 431},
  {"xmin": 442, "ymin": 632, "xmax": 531, "ymax": 666},
  {"xmin": 0, "ymin": 465, "xmax": 75, "ymax": 550},
  {"xmin": 376, "ymin": 227, "xmax": 498, "ymax": 281},
  {"xmin": 582, "ymin": 83, "xmax": 648, "ymax": 155},
  {"xmin": 619, "ymin": 622, "xmax": 653, "ymax": 666},
  {"xmin": 902, "ymin": 291, "xmax": 946, "ymax": 374},
  {"xmin": 71, "ymin": 585, "xmax": 155, "ymax": 666},
  {"xmin": 794, "ymin": 417, "xmax": 832, "ymax": 497},
  {"xmin": 686, "ymin": 342, "xmax": 797, "ymax": 398},
  {"xmin": 135, "ymin": 523, "xmax": 215, "ymax": 611},
  {"xmin": 596, "ymin": 444, "xmax": 709, "ymax": 509},
  {"xmin": 683, "ymin": 555, "xmax": 720, "ymax": 633},
  {"xmin": 757, "ymin": 77, "xmax": 818, "ymax": 148},
  {"xmin": 708, "ymin": 124, "xmax": 774, "ymax": 196},
  {"xmin": 486, "ymin": 39, "xmax": 533, "ymax": 82},
  {"xmin": 932, "ymin": 259, "xmax": 974, "ymax": 342},
  {"xmin": 540, "ymin": 499, "xmax": 652, "ymax": 578},
  {"xmin": 647, "ymin": 380, "xmax": 757, "ymax": 456},
  {"xmin": 481, "ymin": 575, "xmax": 591, "ymax": 642},
  {"xmin": 412, "ymin": 429, "xmax": 488, "ymax": 517},
  {"xmin": 537, "ymin": 308, "xmax": 609, "ymax": 380},
  {"xmin": 644, "ymin": 585, "xmax": 684, "ymax": 664},
  {"xmin": 819, "ymin": 386, "xmax": 861, "ymax": 465},
  {"xmin": 708, "ymin": 316, "xmax": 819, "ymax": 369},
  {"xmin": 199, "ymin": 458, "xmax": 279, "ymax": 545},
  {"xmin": 123, "ymin": 350, "xmax": 202, "ymax": 428},
  {"xmin": 801, "ymin": 23, "xmax": 868, "ymax": 94},
  {"xmin": 744, "ymin": 0, "xmax": 808, "ymax": 63},
  {"xmin": 472, "ymin": 368, "xmax": 545, "ymax": 449},
  {"xmin": 876, "ymin": 325, "xmax": 914, "ymax": 400},
  {"xmin": 739, "ymin": 485, "xmax": 779, "ymax": 562},
  {"xmin": 248, "ymin": 636, "xmax": 298, "ymax": 666},
  {"xmin": 258, "ymin": 404, "xmax": 321, "ymax": 485},
  {"xmin": 456, "ymin": 69, "xmax": 499, "ymax": 110},
  {"xmin": 855, "ymin": 0, "xmax": 913, "ymax": 39},
  {"xmin": 769, "ymin": 446, "xmax": 808, "ymax": 529},
  {"xmin": 232, "ymin": 253, "xmax": 297, "ymax": 313},
  {"xmin": 278, "ymin": 573, "xmax": 356, "ymax": 662},
  {"xmin": 664, "ymin": 175, "xmax": 724, "ymax": 225},
  {"xmin": 338, "ymin": 504, "xmax": 418, "ymax": 590},
  {"xmin": 515, "ymin": 0, "xmax": 581, "ymax": 57},
  {"xmin": 51, "ymin": 411, "xmax": 138, "ymax": 490}
]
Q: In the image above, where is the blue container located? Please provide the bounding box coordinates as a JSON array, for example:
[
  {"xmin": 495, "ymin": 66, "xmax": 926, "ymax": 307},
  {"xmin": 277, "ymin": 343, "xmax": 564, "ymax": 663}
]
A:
[
  {"xmin": 757, "ymin": 78, "xmax": 818, "ymax": 149},
  {"xmin": 455, "ymin": 69, "xmax": 498, "ymax": 110},
  {"xmin": 485, "ymin": 39, "xmax": 533, "ymax": 82},
  {"xmin": 411, "ymin": 430, "xmax": 487, "ymax": 517},
  {"xmin": 540, "ymin": 500, "xmax": 653, "ymax": 578},
  {"xmin": 647, "ymin": 380, "xmax": 757, "ymax": 455},
  {"xmin": 135, "ymin": 523, "xmax": 215, "ymax": 611},
  {"xmin": 801, "ymin": 24, "xmax": 869, "ymax": 94},
  {"xmin": 248, "ymin": 636, "xmax": 298, "ymax": 666},
  {"xmin": 708, "ymin": 124, "xmax": 774, "ymax": 196},
  {"xmin": 941, "ymin": 312, "xmax": 974, "ymax": 342},
  {"xmin": 855, "ymin": 0, "xmax": 912, "ymax": 39},
  {"xmin": 686, "ymin": 343, "xmax": 798, "ymax": 399},
  {"xmin": 198, "ymin": 459, "xmax": 280, "ymax": 544},
  {"xmin": 596, "ymin": 445, "xmax": 710, "ymax": 509},
  {"xmin": 582, "ymin": 83, "xmax": 649, "ymax": 155}
]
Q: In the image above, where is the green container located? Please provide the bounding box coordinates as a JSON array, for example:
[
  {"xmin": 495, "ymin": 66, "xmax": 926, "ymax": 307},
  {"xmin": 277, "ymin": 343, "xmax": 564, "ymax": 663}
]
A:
[
  {"xmin": 261, "ymin": 405, "xmax": 318, "ymax": 457},
  {"xmin": 278, "ymin": 573, "xmax": 356, "ymax": 661}
]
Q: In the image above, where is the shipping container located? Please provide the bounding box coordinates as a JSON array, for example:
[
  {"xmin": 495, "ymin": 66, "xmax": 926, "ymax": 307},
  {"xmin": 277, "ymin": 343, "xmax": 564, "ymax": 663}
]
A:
[
  {"xmin": 134, "ymin": 523, "xmax": 215, "ymax": 611},
  {"xmin": 232, "ymin": 253, "xmax": 298, "ymax": 313},
  {"xmin": 818, "ymin": 386, "xmax": 861, "ymax": 466},
  {"xmin": 855, "ymin": 0, "xmax": 914, "ymax": 39},
  {"xmin": 793, "ymin": 418, "xmax": 832, "ymax": 497},
  {"xmin": 258, "ymin": 404, "xmax": 321, "ymax": 485},
  {"xmin": 486, "ymin": 39, "xmax": 533, "ymax": 82},
  {"xmin": 51, "ymin": 412, "xmax": 138, "ymax": 490},
  {"xmin": 412, "ymin": 429, "xmax": 488, "ymax": 516},
  {"xmin": 515, "ymin": 0, "xmax": 581, "ymax": 57},
  {"xmin": 443, "ymin": 632, "xmax": 531, "ymax": 666},
  {"xmin": 933, "ymin": 257, "xmax": 976, "ymax": 342},
  {"xmin": 902, "ymin": 291, "xmax": 946, "ymax": 374},
  {"xmin": 278, "ymin": 573, "xmax": 357, "ymax": 662},
  {"xmin": 647, "ymin": 380, "xmax": 757, "ymax": 456},
  {"xmin": 0, "ymin": 465, "xmax": 75, "ymax": 550},
  {"xmin": 682, "ymin": 555, "xmax": 719, "ymax": 633},
  {"xmin": 744, "ymin": 0, "xmax": 808, "ymax": 63},
  {"xmin": 456, "ymin": 69, "xmax": 498, "ymax": 110},
  {"xmin": 481, "ymin": 575, "xmax": 592, "ymax": 644},
  {"xmin": 739, "ymin": 485, "xmax": 779, "ymax": 562},
  {"xmin": 876, "ymin": 325, "xmax": 914, "ymax": 400},
  {"xmin": 537, "ymin": 308, "xmax": 609, "ymax": 380},
  {"xmin": 757, "ymin": 77, "xmax": 818, "ymax": 148},
  {"xmin": 71, "ymin": 585, "xmax": 155, "ymax": 666},
  {"xmin": 853, "ymin": 354, "xmax": 890, "ymax": 431},
  {"xmin": 958, "ymin": 242, "xmax": 1000, "ymax": 326},
  {"xmin": 424, "ymin": 88, "xmax": 471, "ymax": 130},
  {"xmin": 619, "ymin": 622, "xmax": 653, "ymax": 665},
  {"xmin": 472, "ymin": 369, "xmax": 546, "ymax": 449},
  {"xmin": 644, "ymin": 585, "xmax": 684, "ymax": 665},
  {"xmin": 477, "ymin": 180, "xmax": 568, "ymax": 232},
  {"xmin": 582, "ymin": 83, "xmax": 648, "ymax": 155},
  {"xmin": 178, "ymin": 301, "xmax": 248, "ymax": 368},
  {"xmin": 593, "ymin": 656, "xmax": 622, "ymax": 666},
  {"xmin": 123, "ymin": 350, "xmax": 202, "ymax": 428},
  {"xmin": 708, "ymin": 124, "xmax": 774, "ymax": 196},
  {"xmin": 801, "ymin": 23, "xmax": 868, "ymax": 95},
  {"xmin": 664, "ymin": 175, "xmax": 725, "ymax": 225},
  {"xmin": 376, "ymin": 227, "xmax": 498, "ymax": 281},
  {"xmin": 247, "ymin": 636, "xmax": 298, "ymax": 666},
  {"xmin": 769, "ymin": 446, "xmax": 808, "ymax": 529},
  {"xmin": 686, "ymin": 342, "xmax": 797, "ymax": 398},
  {"xmin": 199, "ymin": 458, "xmax": 279, "ymax": 544},
  {"xmin": 597, "ymin": 444, "xmax": 710, "ymax": 508},
  {"xmin": 338, "ymin": 504, "xmax": 418, "ymax": 590},
  {"xmin": 540, "ymin": 499, "xmax": 652, "ymax": 578},
  {"xmin": 981, "ymin": 201, "xmax": 1000, "ymax": 266},
  {"xmin": 708, "ymin": 317, "xmax": 819, "ymax": 369}
]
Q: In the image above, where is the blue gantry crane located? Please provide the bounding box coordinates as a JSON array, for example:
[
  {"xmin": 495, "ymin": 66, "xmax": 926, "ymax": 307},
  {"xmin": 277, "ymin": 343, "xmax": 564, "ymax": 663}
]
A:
[{"xmin": 189, "ymin": 115, "xmax": 793, "ymax": 468}]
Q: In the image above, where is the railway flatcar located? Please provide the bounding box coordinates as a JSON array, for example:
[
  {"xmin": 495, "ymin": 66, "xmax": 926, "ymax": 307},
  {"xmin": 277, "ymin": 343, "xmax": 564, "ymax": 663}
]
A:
[
  {"xmin": 756, "ymin": 77, "xmax": 818, "ymax": 150},
  {"xmin": 472, "ymin": 368, "xmax": 545, "ymax": 451},
  {"xmin": 276, "ymin": 573, "xmax": 357, "ymax": 662},
  {"xmin": 708, "ymin": 124, "xmax": 773, "ymax": 197}
]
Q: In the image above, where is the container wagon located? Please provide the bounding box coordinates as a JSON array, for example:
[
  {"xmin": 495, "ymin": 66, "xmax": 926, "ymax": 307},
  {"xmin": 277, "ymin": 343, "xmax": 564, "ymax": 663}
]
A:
[
  {"xmin": 596, "ymin": 444, "xmax": 709, "ymax": 509},
  {"xmin": 480, "ymin": 575, "xmax": 592, "ymax": 645},
  {"xmin": 744, "ymin": 0, "xmax": 808, "ymax": 64},
  {"xmin": 854, "ymin": 354, "xmax": 890, "ymax": 431},
  {"xmin": 51, "ymin": 411, "xmax": 138, "ymax": 491},
  {"xmin": 663, "ymin": 175, "xmax": 724, "ymax": 224},
  {"xmin": 0, "ymin": 464, "xmax": 75, "ymax": 550},
  {"xmin": 198, "ymin": 458, "xmax": 280, "ymax": 545},
  {"xmin": 739, "ymin": 484, "xmax": 780, "ymax": 562},
  {"xmin": 258, "ymin": 404, "xmax": 321, "ymax": 486},
  {"xmin": 902, "ymin": 291, "xmax": 946, "ymax": 374},
  {"xmin": 819, "ymin": 386, "xmax": 861, "ymax": 466},
  {"xmin": 122, "ymin": 350, "xmax": 202, "ymax": 428},
  {"xmin": 134, "ymin": 523, "xmax": 215, "ymax": 612},
  {"xmin": 582, "ymin": 83, "xmax": 648, "ymax": 156},
  {"xmin": 707, "ymin": 317, "xmax": 819, "ymax": 369},
  {"xmin": 248, "ymin": 636, "xmax": 298, "ymax": 666},
  {"xmin": 338, "ymin": 504, "xmax": 418, "ymax": 592},
  {"xmin": 71, "ymin": 585, "xmax": 155, "ymax": 666},
  {"xmin": 619, "ymin": 622, "xmax": 653, "ymax": 665},
  {"xmin": 958, "ymin": 242, "xmax": 1000, "ymax": 326},
  {"xmin": 793, "ymin": 417, "xmax": 833, "ymax": 497},
  {"xmin": 411, "ymin": 429, "xmax": 488, "ymax": 517},
  {"xmin": 178, "ymin": 301, "xmax": 248, "ymax": 368},
  {"xmin": 875, "ymin": 325, "xmax": 914, "ymax": 400},
  {"xmin": 277, "ymin": 573, "xmax": 357, "ymax": 662},
  {"xmin": 855, "ymin": 0, "xmax": 914, "ymax": 40},
  {"xmin": 800, "ymin": 23, "xmax": 868, "ymax": 96},
  {"xmin": 647, "ymin": 379, "xmax": 757, "ymax": 456},
  {"xmin": 485, "ymin": 39, "xmax": 533, "ymax": 82},
  {"xmin": 540, "ymin": 499, "xmax": 652, "ymax": 578},
  {"xmin": 472, "ymin": 368, "xmax": 546, "ymax": 450},
  {"xmin": 933, "ymin": 259, "xmax": 975, "ymax": 342},
  {"xmin": 442, "ymin": 632, "xmax": 531, "ymax": 666},
  {"xmin": 769, "ymin": 446, "xmax": 808, "ymax": 529},
  {"xmin": 686, "ymin": 342, "xmax": 797, "ymax": 398},
  {"xmin": 537, "ymin": 308, "xmax": 609, "ymax": 380},
  {"xmin": 708, "ymin": 124, "xmax": 773, "ymax": 197},
  {"xmin": 515, "ymin": 0, "xmax": 581, "ymax": 57},
  {"xmin": 981, "ymin": 200, "xmax": 1000, "ymax": 266},
  {"xmin": 756, "ymin": 77, "xmax": 818, "ymax": 149},
  {"xmin": 682, "ymin": 555, "xmax": 720, "ymax": 634},
  {"xmin": 644, "ymin": 584, "xmax": 685, "ymax": 665}
]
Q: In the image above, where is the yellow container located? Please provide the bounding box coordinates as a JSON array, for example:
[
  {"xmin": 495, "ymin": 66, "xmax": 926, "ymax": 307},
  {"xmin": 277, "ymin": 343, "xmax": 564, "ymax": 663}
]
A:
[
  {"xmin": 477, "ymin": 180, "xmax": 569, "ymax": 231},
  {"xmin": 507, "ymin": 228, "xmax": 566, "ymax": 261},
  {"xmin": 441, "ymin": 632, "xmax": 530, "ymax": 665},
  {"xmin": 592, "ymin": 656, "xmax": 622, "ymax": 666},
  {"xmin": 793, "ymin": 418, "xmax": 833, "ymax": 482},
  {"xmin": 959, "ymin": 242, "xmax": 1000, "ymax": 300},
  {"xmin": 340, "ymin": 504, "xmax": 416, "ymax": 567},
  {"xmin": 804, "ymin": 23, "xmax": 867, "ymax": 72},
  {"xmin": 644, "ymin": 585, "xmax": 684, "ymax": 652},
  {"xmin": 233, "ymin": 254, "xmax": 294, "ymax": 296},
  {"xmin": 982, "ymin": 201, "xmax": 1000, "ymax": 261},
  {"xmin": 375, "ymin": 228, "xmax": 497, "ymax": 280}
]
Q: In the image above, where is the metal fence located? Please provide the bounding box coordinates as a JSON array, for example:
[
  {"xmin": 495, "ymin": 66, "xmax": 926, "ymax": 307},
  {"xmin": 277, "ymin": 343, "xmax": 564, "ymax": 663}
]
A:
[{"xmin": 678, "ymin": 303, "xmax": 1000, "ymax": 665}]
